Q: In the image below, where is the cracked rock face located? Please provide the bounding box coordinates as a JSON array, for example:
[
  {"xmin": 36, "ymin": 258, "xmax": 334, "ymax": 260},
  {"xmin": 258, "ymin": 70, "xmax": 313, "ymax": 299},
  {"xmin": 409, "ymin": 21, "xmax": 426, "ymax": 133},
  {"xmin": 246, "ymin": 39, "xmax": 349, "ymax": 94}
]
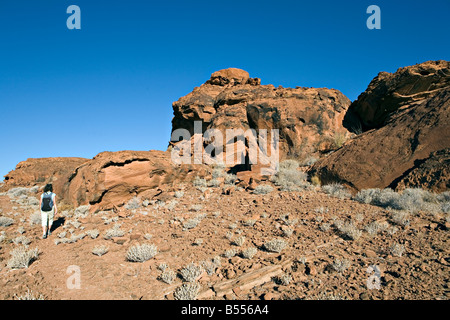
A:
[
  {"xmin": 310, "ymin": 61, "xmax": 450, "ymax": 192},
  {"xmin": 171, "ymin": 68, "xmax": 352, "ymax": 163},
  {"xmin": 344, "ymin": 60, "xmax": 450, "ymax": 130},
  {"xmin": 66, "ymin": 150, "xmax": 208, "ymax": 211}
]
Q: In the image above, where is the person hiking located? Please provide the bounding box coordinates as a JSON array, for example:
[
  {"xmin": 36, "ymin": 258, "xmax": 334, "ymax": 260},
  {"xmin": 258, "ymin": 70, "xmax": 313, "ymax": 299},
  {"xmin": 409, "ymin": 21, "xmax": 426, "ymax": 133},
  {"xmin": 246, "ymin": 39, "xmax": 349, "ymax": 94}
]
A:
[{"xmin": 39, "ymin": 184, "xmax": 57, "ymax": 239}]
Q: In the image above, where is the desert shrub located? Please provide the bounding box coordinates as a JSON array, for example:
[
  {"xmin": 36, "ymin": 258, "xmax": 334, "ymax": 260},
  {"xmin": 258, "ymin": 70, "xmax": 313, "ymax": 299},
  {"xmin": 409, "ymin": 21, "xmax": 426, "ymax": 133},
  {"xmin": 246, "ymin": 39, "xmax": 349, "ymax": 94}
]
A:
[
  {"xmin": 224, "ymin": 173, "xmax": 237, "ymax": 185},
  {"xmin": 364, "ymin": 221, "xmax": 382, "ymax": 236},
  {"xmin": 0, "ymin": 216, "xmax": 14, "ymax": 227},
  {"xmin": 174, "ymin": 191, "xmax": 185, "ymax": 198},
  {"xmin": 126, "ymin": 243, "xmax": 157, "ymax": 262},
  {"xmin": 441, "ymin": 202, "xmax": 450, "ymax": 214},
  {"xmin": 224, "ymin": 248, "xmax": 237, "ymax": 258},
  {"xmin": 14, "ymin": 289, "xmax": 44, "ymax": 300},
  {"xmin": 332, "ymin": 258, "xmax": 350, "ymax": 273},
  {"xmin": 26, "ymin": 197, "xmax": 39, "ymax": 206},
  {"xmin": 174, "ymin": 282, "xmax": 201, "ymax": 300},
  {"xmin": 232, "ymin": 235, "xmax": 246, "ymax": 247},
  {"xmin": 322, "ymin": 183, "xmax": 351, "ymax": 199},
  {"xmin": 241, "ymin": 247, "xmax": 257, "ymax": 259},
  {"xmin": 68, "ymin": 219, "xmax": 82, "ymax": 229},
  {"xmin": 54, "ymin": 238, "xmax": 71, "ymax": 245},
  {"xmin": 58, "ymin": 231, "xmax": 67, "ymax": 238},
  {"xmin": 153, "ymin": 200, "xmax": 166, "ymax": 210},
  {"xmin": 332, "ymin": 131, "xmax": 347, "ymax": 149},
  {"xmin": 212, "ymin": 168, "xmax": 225, "ymax": 179},
  {"xmin": 28, "ymin": 212, "xmax": 41, "ymax": 226},
  {"xmin": 200, "ymin": 260, "xmax": 218, "ymax": 275},
  {"xmin": 12, "ymin": 235, "xmax": 31, "ymax": 246},
  {"xmin": 125, "ymin": 197, "xmax": 141, "ymax": 210},
  {"xmin": 7, "ymin": 187, "xmax": 32, "ymax": 198},
  {"xmin": 86, "ymin": 229, "xmax": 99, "ymax": 239},
  {"xmin": 180, "ymin": 263, "xmax": 203, "ymax": 282},
  {"xmin": 354, "ymin": 188, "xmax": 444, "ymax": 213},
  {"xmin": 144, "ymin": 233, "xmax": 152, "ymax": 240},
  {"xmin": 212, "ymin": 256, "xmax": 221, "ymax": 267},
  {"xmin": 159, "ymin": 268, "xmax": 176, "ymax": 284},
  {"xmin": 193, "ymin": 238, "xmax": 203, "ymax": 246},
  {"xmin": 103, "ymin": 224, "xmax": 125, "ymax": 239},
  {"xmin": 7, "ymin": 246, "xmax": 39, "ymax": 269},
  {"xmin": 264, "ymin": 238, "xmax": 287, "ymax": 253},
  {"xmin": 92, "ymin": 245, "xmax": 109, "ymax": 256},
  {"xmin": 228, "ymin": 223, "xmax": 237, "ymax": 230},
  {"xmin": 280, "ymin": 213, "xmax": 298, "ymax": 226},
  {"xmin": 183, "ymin": 217, "xmax": 202, "ymax": 231},
  {"xmin": 319, "ymin": 223, "xmax": 331, "ymax": 232},
  {"xmin": 253, "ymin": 185, "xmax": 274, "ymax": 195},
  {"xmin": 277, "ymin": 273, "xmax": 292, "ymax": 285},
  {"xmin": 271, "ymin": 160, "xmax": 310, "ymax": 191},
  {"xmin": 165, "ymin": 200, "xmax": 178, "ymax": 211},
  {"xmin": 311, "ymin": 292, "xmax": 347, "ymax": 300},
  {"xmin": 189, "ymin": 204, "xmax": 203, "ymax": 212},
  {"xmin": 70, "ymin": 232, "xmax": 86, "ymax": 243},
  {"xmin": 241, "ymin": 219, "xmax": 256, "ymax": 227},
  {"xmin": 74, "ymin": 205, "xmax": 90, "ymax": 218},
  {"xmin": 279, "ymin": 159, "xmax": 300, "ymax": 171},
  {"xmin": 17, "ymin": 226, "xmax": 25, "ymax": 234},
  {"xmin": 157, "ymin": 263, "xmax": 168, "ymax": 271},
  {"xmin": 390, "ymin": 210, "xmax": 410, "ymax": 226},
  {"xmin": 390, "ymin": 243, "xmax": 405, "ymax": 257},
  {"xmin": 315, "ymin": 215, "xmax": 324, "ymax": 223},
  {"xmin": 335, "ymin": 220, "xmax": 362, "ymax": 240},
  {"xmin": 353, "ymin": 188, "xmax": 382, "ymax": 204},
  {"xmin": 193, "ymin": 176, "xmax": 207, "ymax": 188},
  {"xmin": 207, "ymin": 179, "xmax": 221, "ymax": 188}
]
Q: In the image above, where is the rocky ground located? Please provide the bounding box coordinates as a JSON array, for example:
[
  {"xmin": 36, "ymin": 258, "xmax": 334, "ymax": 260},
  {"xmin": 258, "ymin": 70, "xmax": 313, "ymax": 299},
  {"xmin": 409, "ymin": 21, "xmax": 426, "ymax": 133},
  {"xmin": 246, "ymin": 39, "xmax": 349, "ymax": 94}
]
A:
[{"xmin": 0, "ymin": 179, "xmax": 448, "ymax": 300}]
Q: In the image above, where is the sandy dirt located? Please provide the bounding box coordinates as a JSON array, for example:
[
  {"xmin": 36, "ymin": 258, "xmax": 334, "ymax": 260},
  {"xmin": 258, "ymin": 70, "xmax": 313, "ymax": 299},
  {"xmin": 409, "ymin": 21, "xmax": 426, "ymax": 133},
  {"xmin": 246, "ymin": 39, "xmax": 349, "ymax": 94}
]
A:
[{"xmin": 0, "ymin": 184, "xmax": 449, "ymax": 300}]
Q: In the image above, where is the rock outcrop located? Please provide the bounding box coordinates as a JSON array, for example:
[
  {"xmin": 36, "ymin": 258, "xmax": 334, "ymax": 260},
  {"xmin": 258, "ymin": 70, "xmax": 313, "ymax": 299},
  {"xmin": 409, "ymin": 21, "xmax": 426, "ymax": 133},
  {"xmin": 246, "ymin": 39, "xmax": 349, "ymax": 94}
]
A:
[
  {"xmin": 311, "ymin": 61, "xmax": 450, "ymax": 192},
  {"xmin": 3, "ymin": 157, "xmax": 89, "ymax": 198},
  {"xmin": 170, "ymin": 68, "xmax": 352, "ymax": 168},
  {"xmin": 344, "ymin": 60, "xmax": 450, "ymax": 131},
  {"xmin": 67, "ymin": 150, "xmax": 208, "ymax": 211}
]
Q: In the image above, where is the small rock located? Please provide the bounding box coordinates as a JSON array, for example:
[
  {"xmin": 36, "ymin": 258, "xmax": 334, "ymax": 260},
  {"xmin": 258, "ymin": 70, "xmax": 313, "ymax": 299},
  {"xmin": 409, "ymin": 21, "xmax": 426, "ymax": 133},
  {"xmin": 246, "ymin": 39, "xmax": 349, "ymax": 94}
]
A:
[
  {"xmin": 224, "ymin": 293, "xmax": 236, "ymax": 300},
  {"xmin": 230, "ymin": 256, "xmax": 240, "ymax": 265},
  {"xmin": 225, "ymin": 268, "xmax": 236, "ymax": 279},
  {"xmin": 130, "ymin": 234, "xmax": 141, "ymax": 241},
  {"xmin": 262, "ymin": 292, "xmax": 275, "ymax": 300},
  {"xmin": 365, "ymin": 249, "xmax": 377, "ymax": 258},
  {"xmin": 360, "ymin": 292, "xmax": 370, "ymax": 300},
  {"xmin": 305, "ymin": 263, "xmax": 317, "ymax": 276},
  {"xmin": 232, "ymin": 287, "xmax": 242, "ymax": 296}
]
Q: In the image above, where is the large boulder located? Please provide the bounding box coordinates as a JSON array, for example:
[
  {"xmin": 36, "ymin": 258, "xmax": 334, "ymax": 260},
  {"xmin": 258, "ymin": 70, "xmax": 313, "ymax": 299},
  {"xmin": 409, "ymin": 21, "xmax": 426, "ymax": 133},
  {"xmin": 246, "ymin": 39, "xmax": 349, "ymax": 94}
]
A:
[
  {"xmin": 67, "ymin": 150, "xmax": 208, "ymax": 211},
  {"xmin": 310, "ymin": 61, "xmax": 450, "ymax": 193},
  {"xmin": 170, "ymin": 68, "xmax": 351, "ymax": 169}
]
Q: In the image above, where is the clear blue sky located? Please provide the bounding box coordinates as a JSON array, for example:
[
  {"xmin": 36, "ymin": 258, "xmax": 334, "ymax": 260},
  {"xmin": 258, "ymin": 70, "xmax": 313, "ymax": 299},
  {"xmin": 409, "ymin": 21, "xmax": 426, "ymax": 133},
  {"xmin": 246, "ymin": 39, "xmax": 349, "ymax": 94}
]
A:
[{"xmin": 0, "ymin": 0, "xmax": 449, "ymax": 179}]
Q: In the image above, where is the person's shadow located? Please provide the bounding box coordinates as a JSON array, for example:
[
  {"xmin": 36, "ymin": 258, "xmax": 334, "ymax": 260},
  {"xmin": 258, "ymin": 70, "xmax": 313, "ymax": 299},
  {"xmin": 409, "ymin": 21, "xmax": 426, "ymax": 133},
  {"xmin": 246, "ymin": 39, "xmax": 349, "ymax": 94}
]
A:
[{"xmin": 50, "ymin": 217, "xmax": 65, "ymax": 233}]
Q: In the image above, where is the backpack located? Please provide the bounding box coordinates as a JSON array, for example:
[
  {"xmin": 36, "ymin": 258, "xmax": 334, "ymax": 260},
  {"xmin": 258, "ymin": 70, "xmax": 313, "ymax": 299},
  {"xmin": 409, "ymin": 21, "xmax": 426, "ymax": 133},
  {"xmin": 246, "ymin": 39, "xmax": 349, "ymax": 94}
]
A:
[{"xmin": 41, "ymin": 192, "xmax": 54, "ymax": 212}]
